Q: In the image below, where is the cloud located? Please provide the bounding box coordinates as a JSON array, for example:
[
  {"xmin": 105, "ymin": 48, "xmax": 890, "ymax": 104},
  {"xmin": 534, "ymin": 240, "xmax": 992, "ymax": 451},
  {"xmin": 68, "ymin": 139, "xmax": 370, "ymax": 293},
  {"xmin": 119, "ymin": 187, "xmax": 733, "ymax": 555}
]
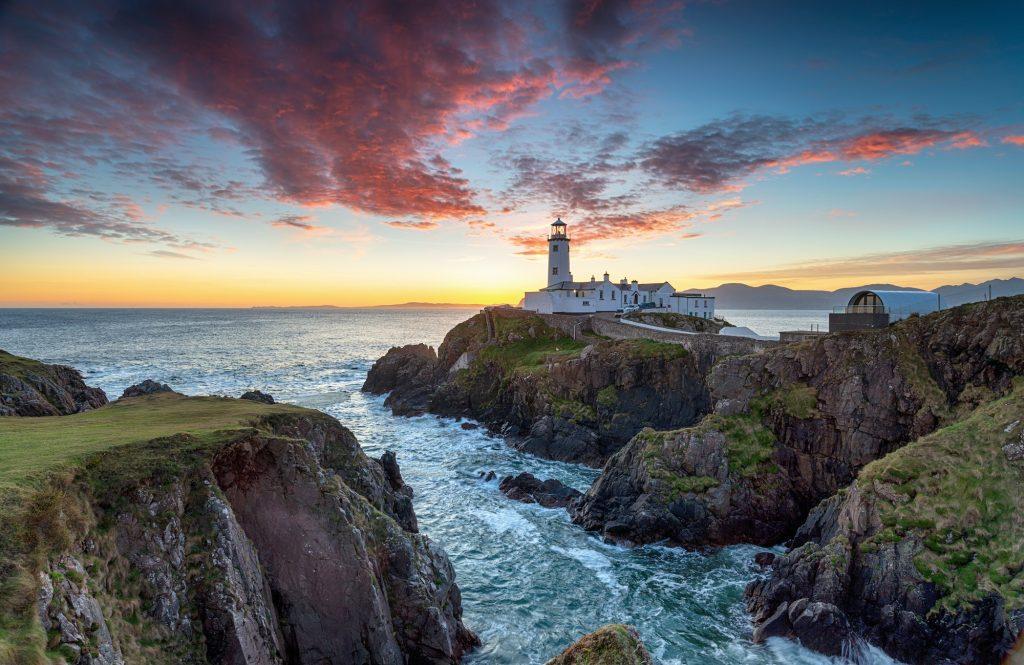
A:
[
  {"xmin": 838, "ymin": 166, "xmax": 870, "ymax": 176},
  {"xmin": 0, "ymin": 156, "xmax": 207, "ymax": 248},
  {"xmin": 707, "ymin": 241, "xmax": 1024, "ymax": 282},
  {"xmin": 384, "ymin": 220, "xmax": 441, "ymax": 231},
  {"xmin": 1003, "ymin": 135, "xmax": 1024, "ymax": 146},
  {"xmin": 638, "ymin": 116, "xmax": 986, "ymax": 192},
  {"xmin": 0, "ymin": 0, "xmax": 683, "ymax": 239},
  {"xmin": 507, "ymin": 204, "xmax": 714, "ymax": 255},
  {"xmin": 148, "ymin": 249, "xmax": 199, "ymax": 260},
  {"xmin": 272, "ymin": 214, "xmax": 327, "ymax": 232}
]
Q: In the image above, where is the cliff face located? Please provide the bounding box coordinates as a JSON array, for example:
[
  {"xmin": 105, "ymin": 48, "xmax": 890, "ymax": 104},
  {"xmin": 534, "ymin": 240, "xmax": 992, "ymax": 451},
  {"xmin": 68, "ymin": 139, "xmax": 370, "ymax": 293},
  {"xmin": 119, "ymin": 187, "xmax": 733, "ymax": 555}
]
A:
[
  {"xmin": 0, "ymin": 349, "xmax": 108, "ymax": 416},
  {"xmin": 1, "ymin": 395, "xmax": 476, "ymax": 664},
  {"xmin": 364, "ymin": 310, "xmax": 711, "ymax": 467},
  {"xmin": 571, "ymin": 297, "xmax": 1024, "ymax": 547},
  {"xmin": 746, "ymin": 385, "xmax": 1024, "ymax": 664}
]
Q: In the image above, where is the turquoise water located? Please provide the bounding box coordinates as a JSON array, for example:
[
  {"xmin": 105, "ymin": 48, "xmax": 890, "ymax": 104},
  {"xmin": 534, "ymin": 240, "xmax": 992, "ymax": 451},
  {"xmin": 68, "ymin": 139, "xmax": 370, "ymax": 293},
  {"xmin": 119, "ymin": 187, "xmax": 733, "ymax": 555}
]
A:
[{"xmin": 0, "ymin": 308, "xmax": 892, "ymax": 664}]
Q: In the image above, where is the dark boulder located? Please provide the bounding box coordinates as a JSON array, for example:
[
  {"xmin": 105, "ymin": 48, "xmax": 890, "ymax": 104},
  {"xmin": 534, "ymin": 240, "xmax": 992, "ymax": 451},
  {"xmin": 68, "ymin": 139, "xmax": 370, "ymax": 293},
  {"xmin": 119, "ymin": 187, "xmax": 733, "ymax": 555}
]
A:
[
  {"xmin": 240, "ymin": 389, "xmax": 275, "ymax": 404},
  {"xmin": 499, "ymin": 472, "xmax": 582, "ymax": 509},
  {"xmin": 362, "ymin": 344, "xmax": 440, "ymax": 416},
  {"xmin": 121, "ymin": 379, "xmax": 176, "ymax": 399}
]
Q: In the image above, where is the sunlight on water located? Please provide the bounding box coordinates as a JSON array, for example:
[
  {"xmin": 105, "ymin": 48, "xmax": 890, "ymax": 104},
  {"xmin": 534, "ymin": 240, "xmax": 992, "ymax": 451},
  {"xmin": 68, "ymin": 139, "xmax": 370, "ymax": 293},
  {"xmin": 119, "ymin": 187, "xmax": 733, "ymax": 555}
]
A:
[{"xmin": 0, "ymin": 308, "xmax": 893, "ymax": 664}]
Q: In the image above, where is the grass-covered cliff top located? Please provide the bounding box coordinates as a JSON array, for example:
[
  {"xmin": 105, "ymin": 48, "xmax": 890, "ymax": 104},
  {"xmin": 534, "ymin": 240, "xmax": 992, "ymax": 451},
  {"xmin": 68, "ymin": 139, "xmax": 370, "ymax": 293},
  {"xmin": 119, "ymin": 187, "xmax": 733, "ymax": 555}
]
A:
[
  {"xmin": 0, "ymin": 392, "xmax": 326, "ymax": 664},
  {"xmin": 0, "ymin": 393, "xmax": 315, "ymax": 495},
  {"xmin": 0, "ymin": 349, "xmax": 60, "ymax": 381},
  {"xmin": 857, "ymin": 379, "xmax": 1024, "ymax": 613}
]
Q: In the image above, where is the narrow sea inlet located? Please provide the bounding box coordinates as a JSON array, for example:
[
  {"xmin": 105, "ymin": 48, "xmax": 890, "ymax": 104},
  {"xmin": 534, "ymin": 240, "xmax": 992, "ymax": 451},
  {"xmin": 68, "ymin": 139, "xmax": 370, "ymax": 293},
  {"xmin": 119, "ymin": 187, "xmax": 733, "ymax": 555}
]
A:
[{"xmin": 0, "ymin": 307, "xmax": 877, "ymax": 664}]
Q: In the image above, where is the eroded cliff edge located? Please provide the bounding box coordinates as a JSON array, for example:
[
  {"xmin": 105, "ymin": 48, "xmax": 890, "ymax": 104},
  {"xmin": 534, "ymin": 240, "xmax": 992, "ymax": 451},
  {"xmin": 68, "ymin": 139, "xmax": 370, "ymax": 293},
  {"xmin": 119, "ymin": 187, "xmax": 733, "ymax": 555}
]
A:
[
  {"xmin": 570, "ymin": 296, "xmax": 1024, "ymax": 548},
  {"xmin": 0, "ymin": 359, "xmax": 476, "ymax": 664},
  {"xmin": 363, "ymin": 309, "xmax": 714, "ymax": 467}
]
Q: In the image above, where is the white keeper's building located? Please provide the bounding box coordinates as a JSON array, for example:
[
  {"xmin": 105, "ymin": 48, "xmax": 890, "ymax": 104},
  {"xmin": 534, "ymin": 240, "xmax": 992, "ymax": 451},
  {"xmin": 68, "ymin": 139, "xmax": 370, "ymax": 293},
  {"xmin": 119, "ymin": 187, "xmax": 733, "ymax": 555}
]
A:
[{"xmin": 521, "ymin": 218, "xmax": 716, "ymax": 318}]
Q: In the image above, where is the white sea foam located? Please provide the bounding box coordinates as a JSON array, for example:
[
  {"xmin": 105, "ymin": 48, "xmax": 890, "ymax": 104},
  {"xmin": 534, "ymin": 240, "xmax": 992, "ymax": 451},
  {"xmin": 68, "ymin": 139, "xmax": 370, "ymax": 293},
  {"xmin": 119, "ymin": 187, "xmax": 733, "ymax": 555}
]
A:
[{"xmin": 551, "ymin": 545, "xmax": 624, "ymax": 592}]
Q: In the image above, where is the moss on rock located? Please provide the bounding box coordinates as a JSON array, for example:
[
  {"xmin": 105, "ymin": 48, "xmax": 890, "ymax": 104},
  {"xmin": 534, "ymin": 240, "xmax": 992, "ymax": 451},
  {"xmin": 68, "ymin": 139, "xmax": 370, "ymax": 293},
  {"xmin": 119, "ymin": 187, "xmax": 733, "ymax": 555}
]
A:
[{"xmin": 545, "ymin": 624, "xmax": 652, "ymax": 665}]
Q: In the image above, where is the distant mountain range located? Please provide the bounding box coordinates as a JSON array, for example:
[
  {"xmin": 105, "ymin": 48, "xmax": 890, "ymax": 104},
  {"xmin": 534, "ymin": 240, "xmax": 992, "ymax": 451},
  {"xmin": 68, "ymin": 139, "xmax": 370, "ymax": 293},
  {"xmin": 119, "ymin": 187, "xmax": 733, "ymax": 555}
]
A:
[{"xmin": 680, "ymin": 278, "xmax": 1024, "ymax": 310}]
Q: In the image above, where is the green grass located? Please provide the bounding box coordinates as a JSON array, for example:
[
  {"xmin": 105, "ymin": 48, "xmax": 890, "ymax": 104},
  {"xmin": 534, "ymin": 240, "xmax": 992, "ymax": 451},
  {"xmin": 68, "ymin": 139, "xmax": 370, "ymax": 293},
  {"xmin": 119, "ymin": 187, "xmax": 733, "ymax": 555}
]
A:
[
  {"xmin": 0, "ymin": 393, "xmax": 322, "ymax": 664},
  {"xmin": 610, "ymin": 339, "xmax": 689, "ymax": 360},
  {"xmin": 0, "ymin": 350, "xmax": 57, "ymax": 382},
  {"xmin": 0, "ymin": 393, "xmax": 312, "ymax": 495},
  {"xmin": 770, "ymin": 383, "xmax": 819, "ymax": 419},
  {"xmin": 857, "ymin": 379, "xmax": 1024, "ymax": 613}
]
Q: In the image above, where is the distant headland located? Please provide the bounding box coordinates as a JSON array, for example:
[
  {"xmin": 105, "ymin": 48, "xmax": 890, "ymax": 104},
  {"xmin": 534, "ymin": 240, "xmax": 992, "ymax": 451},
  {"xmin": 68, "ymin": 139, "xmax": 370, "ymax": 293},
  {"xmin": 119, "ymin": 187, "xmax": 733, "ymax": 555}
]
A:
[{"xmin": 252, "ymin": 302, "xmax": 489, "ymax": 310}]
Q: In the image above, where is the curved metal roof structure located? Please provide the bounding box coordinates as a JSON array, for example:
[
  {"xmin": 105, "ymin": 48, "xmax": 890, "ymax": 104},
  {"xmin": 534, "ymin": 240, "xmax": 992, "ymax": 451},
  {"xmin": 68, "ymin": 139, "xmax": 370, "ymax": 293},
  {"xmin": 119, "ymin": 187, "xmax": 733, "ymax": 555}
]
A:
[{"xmin": 847, "ymin": 289, "xmax": 940, "ymax": 322}]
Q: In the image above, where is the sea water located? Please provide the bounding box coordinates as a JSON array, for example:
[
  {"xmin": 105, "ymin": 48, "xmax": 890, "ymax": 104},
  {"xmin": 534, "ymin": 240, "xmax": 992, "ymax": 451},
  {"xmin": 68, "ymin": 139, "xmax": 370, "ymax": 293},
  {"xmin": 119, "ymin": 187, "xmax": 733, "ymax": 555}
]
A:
[{"xmin": 0, "ymin": 308, "xmax": 893, "ymax": 664}]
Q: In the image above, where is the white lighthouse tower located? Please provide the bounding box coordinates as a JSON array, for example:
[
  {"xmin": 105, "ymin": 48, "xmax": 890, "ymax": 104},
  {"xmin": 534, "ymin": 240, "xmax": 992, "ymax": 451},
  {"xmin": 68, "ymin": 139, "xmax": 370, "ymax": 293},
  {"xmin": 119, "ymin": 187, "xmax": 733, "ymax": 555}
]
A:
[{"xmin": 547, "ymin": 217, "xmax": 572, "ymax": 286}]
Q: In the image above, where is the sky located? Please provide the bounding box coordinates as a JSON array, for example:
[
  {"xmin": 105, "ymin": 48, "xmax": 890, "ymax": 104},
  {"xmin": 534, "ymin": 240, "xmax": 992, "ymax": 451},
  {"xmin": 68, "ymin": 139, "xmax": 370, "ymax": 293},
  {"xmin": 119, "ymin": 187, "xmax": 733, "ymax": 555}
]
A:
[{"xmin": 1, "ymin": 0, "xmax": 1023, "ymax": 307}]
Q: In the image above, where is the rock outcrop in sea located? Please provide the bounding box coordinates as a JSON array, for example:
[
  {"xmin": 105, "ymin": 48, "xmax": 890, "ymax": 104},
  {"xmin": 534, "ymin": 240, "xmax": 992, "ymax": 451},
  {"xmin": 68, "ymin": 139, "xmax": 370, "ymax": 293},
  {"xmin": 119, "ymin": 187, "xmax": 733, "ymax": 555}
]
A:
[
  {"xmin": 544, "ymin": 624, "xmax": 652, "ymax": 665},
  {"xmin": 0, "ymin": 349, "xmax": 107, "ymax": 416},
  {"xmin": 0, "ymin": 361, "xmax": 477, "ymax": 664},
  {"xmin": 499, "ymin": 472, "xmax": 582, "ymax": 508},
  {"xmin": 363, "ymin": 309, "xmax": 713, "ymax": 466}
]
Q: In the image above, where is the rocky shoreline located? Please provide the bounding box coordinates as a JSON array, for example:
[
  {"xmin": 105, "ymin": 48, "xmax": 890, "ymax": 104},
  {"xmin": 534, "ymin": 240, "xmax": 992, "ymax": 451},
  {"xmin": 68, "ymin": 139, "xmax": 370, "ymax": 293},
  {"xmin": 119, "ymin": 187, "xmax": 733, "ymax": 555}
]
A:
[
  {"xmin": 0, "ymin": 352, "xmax": 478, "ymax": 664},
  {"xmin": 366, "ymin": 297, "xmax": 1024, "ymax": 663},
  {"xmin": 363, "ymin": 308, "xmax": 716, "ymax": 467}
]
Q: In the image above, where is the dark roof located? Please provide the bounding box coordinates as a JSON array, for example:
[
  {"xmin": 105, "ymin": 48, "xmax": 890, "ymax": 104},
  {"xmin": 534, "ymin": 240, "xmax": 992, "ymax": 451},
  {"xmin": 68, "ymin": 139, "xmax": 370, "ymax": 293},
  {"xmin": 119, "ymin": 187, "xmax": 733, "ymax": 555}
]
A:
[
  {"xmin": 671, "ymin": 292, "xmax": 714, "ymax": 298},
  {"xmin": 551, "ymin": 218, "xmax": 566, "ymax": 226},
  {"xmin": 635, "ymin": 282, "xmax": 672, "ymax": 290}
]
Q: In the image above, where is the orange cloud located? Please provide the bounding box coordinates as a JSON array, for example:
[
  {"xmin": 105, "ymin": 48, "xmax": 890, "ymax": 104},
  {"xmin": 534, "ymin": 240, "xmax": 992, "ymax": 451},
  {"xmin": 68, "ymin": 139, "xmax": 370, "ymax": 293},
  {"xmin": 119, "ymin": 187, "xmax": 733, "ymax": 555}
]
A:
[
  {"xmin": 384, "ymin": 220, "xmax": 440, "ymax": 231},
  {"xmin": 1003, "ymin": 135, "xmax": 1024, "ymax": 146}
]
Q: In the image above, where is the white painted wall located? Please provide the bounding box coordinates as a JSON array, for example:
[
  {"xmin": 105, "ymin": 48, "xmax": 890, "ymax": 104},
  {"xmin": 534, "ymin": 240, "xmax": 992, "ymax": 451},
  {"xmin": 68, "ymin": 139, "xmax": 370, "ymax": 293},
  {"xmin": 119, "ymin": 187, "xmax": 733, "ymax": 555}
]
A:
[{"xmin": 547, "ymin": 236, "xmax": 572, "ymax": 286}]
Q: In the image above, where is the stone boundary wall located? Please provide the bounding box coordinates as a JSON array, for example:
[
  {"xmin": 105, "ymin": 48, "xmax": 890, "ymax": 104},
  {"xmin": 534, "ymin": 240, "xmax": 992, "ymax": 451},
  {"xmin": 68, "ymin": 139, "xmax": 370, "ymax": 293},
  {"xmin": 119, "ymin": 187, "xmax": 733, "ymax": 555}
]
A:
[{"xmin": 589, "ymin": 315, "xmax": 776, "ymax": 356}]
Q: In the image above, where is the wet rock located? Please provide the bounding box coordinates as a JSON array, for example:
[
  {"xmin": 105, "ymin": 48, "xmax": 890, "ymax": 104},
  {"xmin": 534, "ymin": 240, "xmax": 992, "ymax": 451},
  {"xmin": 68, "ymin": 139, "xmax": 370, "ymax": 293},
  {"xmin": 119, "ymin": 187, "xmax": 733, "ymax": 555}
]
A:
[
  {"xmin": 120, "ymin": 379, "xmax": 176, "ymax": 399},
  {"xmin": 460, "ymin": 422, "xmax": 479, "ymax": 430},
  {"xmin": 362, "ymin": 343, "xmax": 441, "ymax": 416},
  {"xmin": 753, "ymin": 552, "xmax": 776, "ymax": 569},
  {"xmin": 240, "ymin": 389, "xmax": 275, "ymax": 404},
  {"xmin": 499, "ymin": 472, "xmax": 582, "ymax": 509},
  {"xmin": 545, "ymin": 624, "xmax": 652, "ymax": 665},
  {"xmin": 478, "ymin": 470, "xmax": 496, "ymax": 482}
]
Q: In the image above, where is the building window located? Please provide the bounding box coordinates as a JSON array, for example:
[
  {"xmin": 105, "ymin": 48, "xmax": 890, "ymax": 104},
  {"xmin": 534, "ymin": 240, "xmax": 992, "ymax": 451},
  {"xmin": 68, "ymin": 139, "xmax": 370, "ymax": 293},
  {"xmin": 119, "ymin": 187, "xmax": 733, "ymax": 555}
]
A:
[
  {"xmin": 612, "ymin": 291, "xmax": 617, "ymax": 300},
  {"xmin": 552, "ymin": 267, "xmax": 558, "ymax": 275},
  {"xmin": 552, "ymin": 245, "xmax": 559, "ymax": 252},
  {"xmin": 599, "ymin": 290, "xmax": 604, "ymax": 300},
  {"xmin": 582, "ymin": 301, "xmax": 590, "ymax": 306}
]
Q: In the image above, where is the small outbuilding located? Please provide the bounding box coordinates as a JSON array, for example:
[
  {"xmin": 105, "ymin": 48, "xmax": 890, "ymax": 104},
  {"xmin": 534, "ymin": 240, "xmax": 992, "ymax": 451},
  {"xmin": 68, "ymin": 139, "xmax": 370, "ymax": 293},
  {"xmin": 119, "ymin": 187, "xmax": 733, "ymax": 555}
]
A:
[{"xmin": 829, "ymin": 289, "xmax": 940, "ymax": 332}]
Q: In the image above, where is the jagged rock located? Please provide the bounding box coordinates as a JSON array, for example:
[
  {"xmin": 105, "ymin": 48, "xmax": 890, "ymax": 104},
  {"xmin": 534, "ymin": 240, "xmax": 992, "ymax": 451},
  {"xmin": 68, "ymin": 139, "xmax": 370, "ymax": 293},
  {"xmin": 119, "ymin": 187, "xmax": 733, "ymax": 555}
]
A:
[
  {"xmin": 499, "ymin": 472, "xmax": 583, "ymax": 508},
  {"xmin": 362, "ymin": 343, "xmax": 441, "ymax": 416},
  {"xmin": 545, "ymin": 624, "xmax": 652, "ymax": 665},
  {"xmin": 0, "ymin": 349, "xmax": 107, "ymax": 415},
  {"xmin": 364, "ymin": 310, "xmax": 713, "ymax": 466},
  {"xmin": 460, "ymin": 422, "xmax": 479, "ymax": 430},
  {"xmin": 747, "ymin": 384, "xmax": 1024, "ymax": 663},
  {"xmin": 23, "ymin": 399, "xmax": 474, "ymax": 664},
  {"xmin": 571, "ymin": 297, "xmax": 1024, "ymax": 547},
  {"xmin": 753, "ymin": 552, "xmax": 775, "ymax": 568},
  {"xmin": 240, "ymin": 389, "xmax": 275, "ymax": 404},
  {"xmin": 120, "ymin": 379, "xmax": 176, "ymax": 399}
]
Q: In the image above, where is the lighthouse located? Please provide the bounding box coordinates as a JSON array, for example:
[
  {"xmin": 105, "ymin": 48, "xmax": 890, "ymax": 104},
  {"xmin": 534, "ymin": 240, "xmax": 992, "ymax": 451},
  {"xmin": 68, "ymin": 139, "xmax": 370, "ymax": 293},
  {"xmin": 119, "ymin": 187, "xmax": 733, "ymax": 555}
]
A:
[{"xmin": 547, "ymin": 217, "xmax": 572, "ymax": 286}]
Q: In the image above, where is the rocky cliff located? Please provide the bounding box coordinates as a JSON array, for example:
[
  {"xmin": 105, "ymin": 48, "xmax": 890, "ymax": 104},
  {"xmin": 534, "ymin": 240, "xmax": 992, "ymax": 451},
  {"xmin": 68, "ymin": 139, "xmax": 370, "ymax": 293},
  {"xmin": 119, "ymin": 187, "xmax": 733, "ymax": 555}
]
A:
[
  {"xmin": 364, "ymin": 309, "xmax": 711, "ymax": 466},
  {"xmin": 0, "ymin": 349, "xmax": 108, "ymax": 416},
  {"xmin": 746, "ymin": 382, "xmax": 1024, "ymax": 663},
  {"xmin": 570, "ymin": 296, "xmax": 1024, "ymax": 548},
  {"xmin": 0, "ymin": 390, "xmax": 476, "ymax": 664}
]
